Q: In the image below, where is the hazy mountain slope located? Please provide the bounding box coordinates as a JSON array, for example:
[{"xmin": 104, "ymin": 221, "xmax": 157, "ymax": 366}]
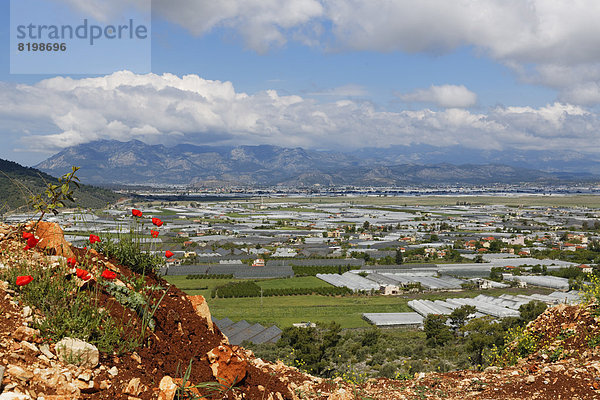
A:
[
  {"xmin": 35, "ymin": 140, "xmax": 597, "ymax": 186},
  {"xmin": 0, "ymin": 158, "xmax": 120, "ymax": 213}
]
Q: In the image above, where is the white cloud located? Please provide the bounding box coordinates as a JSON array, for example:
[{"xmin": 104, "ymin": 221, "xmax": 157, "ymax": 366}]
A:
[
  {"xmin": 398, "ymin": 85, "xmax": 477, "ymax": 108},
  {"xmin": 50, "ymin": 0, "xmax": 600, "ymax": 103},
  {"xmin": 1, "ymin": 71, "xmax": 599, "ymax": 155}
]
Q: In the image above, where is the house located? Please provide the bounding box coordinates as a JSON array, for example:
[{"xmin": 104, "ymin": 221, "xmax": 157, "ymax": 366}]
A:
[
  {"xmin": 252, "ymin": 258, "xmax": 265, "ymax": 267},
  {"xmin": 327, "ymin": 230, "xmax": 342, "ymax": 238},
  {"xmin": 502, "ymin": 235, "xmax": 525, "ymax": 246},
  {"xmin": 579, "ymin": 264, "xmax": 593, "ymax": 274},
  {"xmin": 382, "ymin": 285, "xmax": 401, "ymax": 295}
]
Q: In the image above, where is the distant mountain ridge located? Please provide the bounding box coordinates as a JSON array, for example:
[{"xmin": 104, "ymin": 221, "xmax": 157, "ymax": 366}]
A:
[
  {"xmin": 35, "ymin": 140, "xmax": 599, "ymax": 186},
  {"xmin": 0, "ymin": 158, "xmax": 120, "ymax": 213}
]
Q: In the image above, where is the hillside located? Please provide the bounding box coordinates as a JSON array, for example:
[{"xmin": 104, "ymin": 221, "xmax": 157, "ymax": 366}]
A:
[
  {"xmin": 0, "ymin": 158, "xmax": 120, "ymax": 213},
  {"xmin": 34, "ymin": 140, "xmax": 593, "ymax": 186},
  {"xmin": 1, "ymin": 221, "xmax": 600, "ymax": 399}
]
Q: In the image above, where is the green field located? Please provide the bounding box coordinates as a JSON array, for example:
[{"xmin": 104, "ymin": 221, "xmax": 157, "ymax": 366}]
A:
[
  {"xmin": 256, "ymin": 195, "xmax": 600, "ymax": 208},
  {"xmin": 164, "ymin": 274, "xmax": 554, "ymax": 328},
  {"xmin": 207, "ymin": 295, "xmax": 411, "ymax": 328},
  {"xmin": 256, "ymin": 276, "xmax": 332, "ymax": 290}
]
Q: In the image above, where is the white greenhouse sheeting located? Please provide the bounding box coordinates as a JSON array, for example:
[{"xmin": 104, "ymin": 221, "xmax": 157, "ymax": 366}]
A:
[
  {"xmin": 315, "ymin": 273, "xmax": 380, "ymax": 292},
  {"xmin": 363, "ymin": 312, "xmax": 424, "ymax": 327},
  {"xmin": 503, "ymin": 275, "xmax": 570, "ymax": 290}
]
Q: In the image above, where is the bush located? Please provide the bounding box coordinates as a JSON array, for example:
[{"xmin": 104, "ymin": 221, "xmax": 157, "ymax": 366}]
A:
[{"xmin": 94, "ymin": 234, "xmax": 164, "ymax": 275}]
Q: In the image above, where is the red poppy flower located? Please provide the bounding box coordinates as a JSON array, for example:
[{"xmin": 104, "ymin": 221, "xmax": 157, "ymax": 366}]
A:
[
  {"xmin": 22, "ymin": 232, "xmax": 34, "ymax": 239},
  {"xmin": 76, "ymin": 268, "xmax": 91, "ymax": 281},
  {"xmin": 67, "ymin": 257, "xmax": 77, "ymax": 267},
  {"xmin": 24, "ymin": 236, "xmax": 39, "ymax": 250},
  {"xmin": 151, "ymin": 230, "xmax": 159, "ymax": 238},
  {"xmin": 89, "ymin": 234, "xmax": 101, "ymax": 244},
  {"xmin": 16, "ymin": 275, "xmax": 33, "ymax": 286},
  {"xmin": 132, "ymin": 209, "xmax": 143, "ymax": 217},
  {"xmin": 101, "ymin": 270, "xmax": 117, "ymax": 280},
  {"xmin": 165, "ymin": 250, "xmax": 174, "ymax": 258},
  {"xmin": 152, "ymin": 217, "xmax": 163, "ymax": 227}
]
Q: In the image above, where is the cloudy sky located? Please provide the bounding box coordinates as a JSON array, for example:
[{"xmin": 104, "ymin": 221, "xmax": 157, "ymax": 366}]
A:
[{"xmin": 2, "ymin": 0, "xmax": 600, "ymax": 165}]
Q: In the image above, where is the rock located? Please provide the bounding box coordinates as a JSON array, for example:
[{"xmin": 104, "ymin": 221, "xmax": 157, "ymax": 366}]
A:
[
  {"xmin": 34, "ymin": 221, "xmax": 75, "ymax": 258},
  {"xmin": 0, "ymin": 393, "xmax": 32, "ymax": 400},
  {"xmin": 158, "ymin": 376, "xmax": 178, "ymax": 400},
  {"xmin": 124, "ymin": 377, "xmax": 143, "ymax": 396},
  {"xmin": 99, "ymin": 380, "xmax": 110, "ymax": 390},
  {"xmin": 207, "ymin": 344, "xmax": 247, "ymax": 387},
  {"xmin": 107, "ymin": 366, "xmax": 118, "ymax": 377},
  {"xmin": 19, "ymin": 341, "xmax": 39, "ymax": 355},
  {"xmin": 55, "ymin": 337, "xmax": 99, "ymax": 368},
  {"xmin": 130, "ymin": 352, "xmax": 142, "ymax": 364},
  {"xmin": 6, "ymin": 365, "xmax": 33, "ymax": 381},
  {"xmin": 39, "ymin": 344, "xmax": 55, "ymax": 359},
  {"xmin": 21, "ymin": 306, "xmax": 32, "ymax": 318},
  {"xmin": 526, "ymin": 375, "xmax": 536, "ymax": 383},
  {"xmin": 78, "ymin": 371, "xmax": 92, "ymax": 382},
  {"xmin": 187, "ymin": 295, "xmax": 214, "ymax": 332},
  {"xmin": 12, "ymin": 326, "xmax": 39, "ymax": 342}
]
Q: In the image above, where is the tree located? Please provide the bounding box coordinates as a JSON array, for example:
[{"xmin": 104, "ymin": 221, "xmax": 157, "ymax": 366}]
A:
[
  {"xmin": 361, "ymin": 326, "xmax": 380, "ymax": 347},
  {"xmin": 461, "ymin": 316, "xmax": 505, "ymax": 368},
  {"xmin": 449, "ymin": 305, "xmax": 476, "ymax": 332},
  {"xmin": 474, "ymin": 254, "xmax": 484, "ymax": 263},
  {"xmin": 395, "ymin": 249, "xmax": 403, "ymax": 264},
  {"xmin": 363, "ymin": 220, "xmax": 370, "ymax": 230},
  {"xmin": 519, "ymin": 300, "xmax": 547, "ymax": 323},
  {"xmin": 424, "ymin": 314, "xmax": 453, "ymax": 347}
]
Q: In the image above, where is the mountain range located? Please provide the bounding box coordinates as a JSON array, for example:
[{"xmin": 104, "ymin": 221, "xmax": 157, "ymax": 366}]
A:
[{"xmin": 35, "ymin": 140, "xmax": 599, "ymax": 187}]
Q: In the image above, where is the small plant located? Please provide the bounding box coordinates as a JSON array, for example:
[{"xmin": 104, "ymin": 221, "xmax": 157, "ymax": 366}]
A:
[
  {"xmin": 0, "ymin": 257, "xmax": 134, "ymax": 353},
  {"xmin": 28, "ymin": 166, "xmax": 80, "ymax": 223},
  {"xmin": 174, "ymin": 358, "xmax": 237, "ymax": 399}
]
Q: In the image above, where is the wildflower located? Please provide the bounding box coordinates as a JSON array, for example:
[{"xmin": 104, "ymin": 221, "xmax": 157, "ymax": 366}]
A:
[
  {"xmin": 67, "ymin": 257, "xmax": 77, "ymax": 267},
  {"xmin": 22, "ymin": 232, "xmax": 34, "ymax": 239},
  {"xmin": 89, "ymin": 234, "xmax": 101, "ymax": 244},
  {"xmin": 132, "ymin": 209, "xmax": 143, "ymax": 217},
  {"xmin": 152, "ymin": 217, "xmax": 163, "ymax": 227},
  {"xmin": 151, "ymin": 230, "xmax": 159, "ymax": 238},
  {"xmin": 76, "ymin": 268, "xmax": 91, "ymax": 281},
  {"xmin": 24, "ymin": 236, "xmax": 39, "ymax": 250},
  {"xmin": 16, "ymin": 275, "xmax": 33, "ymax": 286},
  {"xmin": 101, "ymin": 270, "xmax": 117, "ymax": 280},
  {"xmin": 165, "ymin": 250, "xmax": 174, "ymax": 258}
]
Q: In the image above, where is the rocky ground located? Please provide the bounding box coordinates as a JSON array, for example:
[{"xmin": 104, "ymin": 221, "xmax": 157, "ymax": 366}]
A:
[{"xmin": 1, "ymin": 221, "xmax": 600, "ymax": 399}]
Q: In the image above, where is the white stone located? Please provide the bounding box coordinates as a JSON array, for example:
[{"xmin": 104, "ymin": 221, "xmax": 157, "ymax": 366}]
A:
[
  {"xmin": 55, "ymin": 337, "xmax": 99, "ymax": 368},
  {"xmin": 107, "ymin": 366, "xmax": 118, "ymax": 377},
  {"xmin": 0, "ymin": 393, "xmax": 32, "ymax": 400}
]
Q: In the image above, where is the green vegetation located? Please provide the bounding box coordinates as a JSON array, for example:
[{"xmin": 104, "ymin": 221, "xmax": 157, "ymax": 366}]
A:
[
  {"xmin": 186, "ymin": 274, "xmax": 234, "ymax": 279},
  {"xmin": 212, "ymin": 280, "xmax": 351, "ymax": 298},
  {"xmin": 94, "ymin": 232, "xmax": 164, "ymax": 275},
  {"xmin": 257, "ymin": 276, "xmax": 332, "ymax": 290},
  {"xmin": 209, "ymin": 295, "xmax": 411, "ymax": 328},
  {"xmin": 0, "ymin": 255, "xmax": 134, "ymax": 353},
  {"xmin": 0, "ymin": 158, "xmax": 119, "ymax": 214},
  {"xmin": 292, "ymin": 265, "xmax": 361, "ymax": 276}
]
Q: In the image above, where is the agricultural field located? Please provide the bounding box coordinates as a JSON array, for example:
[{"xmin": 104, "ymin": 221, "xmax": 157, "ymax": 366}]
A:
[
  {"xmin": 259, "ymin": 195, "xmax": 600, "ymax": 208},
  {"xmin": 164, "ymin": 275, "xmax": 555, "ymax": 328}
]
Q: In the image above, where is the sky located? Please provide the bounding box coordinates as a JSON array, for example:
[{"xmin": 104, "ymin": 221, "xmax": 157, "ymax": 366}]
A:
[{"xmin": 2, "ymin": 0, "xmax": 600, "ymax": 166}]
